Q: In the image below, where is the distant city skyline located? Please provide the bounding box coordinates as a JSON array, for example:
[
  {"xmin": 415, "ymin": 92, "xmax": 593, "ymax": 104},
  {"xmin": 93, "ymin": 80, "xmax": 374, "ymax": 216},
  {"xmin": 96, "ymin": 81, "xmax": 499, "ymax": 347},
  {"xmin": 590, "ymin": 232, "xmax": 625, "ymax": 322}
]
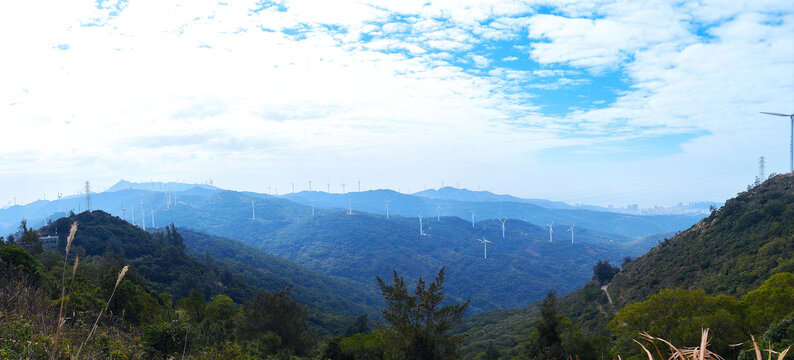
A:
[{"xmin": 1, "ymin": 0, "xmax": 792, "ymax": 208}]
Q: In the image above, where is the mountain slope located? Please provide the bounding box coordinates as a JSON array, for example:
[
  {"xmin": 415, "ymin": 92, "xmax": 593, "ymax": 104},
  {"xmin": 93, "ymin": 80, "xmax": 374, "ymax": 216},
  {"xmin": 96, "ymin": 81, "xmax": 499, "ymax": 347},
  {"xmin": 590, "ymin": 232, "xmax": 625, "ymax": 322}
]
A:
[
  {"xmin": 261, "ymin": 211, "xmax": 637, "ymax": 314},
  {"xmin": 456, "ymin": 173, "xmax": 794, "ymax": 357},
  {"xmin": 610, "ymin": 173, "xmax": 794, "ymax": 304}
]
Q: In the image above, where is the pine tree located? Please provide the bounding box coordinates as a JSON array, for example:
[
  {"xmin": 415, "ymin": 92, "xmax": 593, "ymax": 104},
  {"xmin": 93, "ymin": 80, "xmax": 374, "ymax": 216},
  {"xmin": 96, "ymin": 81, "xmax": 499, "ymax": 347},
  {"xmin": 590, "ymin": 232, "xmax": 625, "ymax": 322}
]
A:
[{"xmin": 376, "ymin": 267, "xmax": 470, "ymax": 360}]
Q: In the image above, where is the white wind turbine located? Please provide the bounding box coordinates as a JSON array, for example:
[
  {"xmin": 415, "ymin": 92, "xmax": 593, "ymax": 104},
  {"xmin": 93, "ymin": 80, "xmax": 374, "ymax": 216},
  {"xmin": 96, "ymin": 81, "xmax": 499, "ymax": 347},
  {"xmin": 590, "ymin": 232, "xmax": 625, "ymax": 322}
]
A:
[
  {"xmin": 251, "ymin": 200, "xmax": 256, "ymax": 220},
  {"xmin": 121, "ymin": 202, "xmax": 126, "ymax": 221},
  {"xmin": 478, "ymin": 237, "xmax": 492, "ymax": 259},
  {"xmin": 385, "ymin": 200, "xmax": 390, "ymax": 219},
  {"xmin": 419, "ymin": 215, "xmax": 425, "ymax": 236},
  {"xmin": 470, "ymin": 210, "xmax": 476, "ymax": 227},
  {"xmin": 567, "ymin": 224, "xmax": 575, "ymax": 243},
  {"xmin": 347, "ymin": 194, "xmax": 352, "ymax": 215},
  {"xmin": 760, "ymin": 111, "xmax": 794, "ymax": 173},
  {"xmin": 151, "ymin": 210, "xmax": 155, "ymax": 228},
  {"xmin": 498, "ymin": 218, "xmax": 507, "ymax": 238},
  {"xmin": 436, "ymin": 204, "xmax": 441, "ymax": 221},
  {"xmin": 311, "ymin": 200, "xmax": 316, "ymax": 217},
  {"xmin": 140, "ymin": 200, "xmax": 146, "ymax": 231},
  {"xmin": 547, "ymin": 222, "xmax": 553, "ymax": 242}
]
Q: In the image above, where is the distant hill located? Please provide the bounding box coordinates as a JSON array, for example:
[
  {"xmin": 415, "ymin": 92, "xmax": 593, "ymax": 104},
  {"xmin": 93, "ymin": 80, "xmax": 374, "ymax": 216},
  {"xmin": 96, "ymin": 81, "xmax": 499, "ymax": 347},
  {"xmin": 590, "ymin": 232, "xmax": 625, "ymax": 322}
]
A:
[
  {"xmin": 413, "ymin": 187, "xmax": 577, "ymax": 210},
  {"xmin": 259, "ymin": 211, "xmax": 638, "ymax": 314},
  {"xmin": 39, "ymin": 211, "xmax": 379, "ymax": 335},
  {"xmin": 455, "ymin": 173, "xmax": 794, "ymax": 358},
  {"xmin": 282, "ymin": 190, "xmax": 703, "ymax": 239},
  {"xmin": 105, "ymin": 179, "xmax": 220, "ymax": 193}
]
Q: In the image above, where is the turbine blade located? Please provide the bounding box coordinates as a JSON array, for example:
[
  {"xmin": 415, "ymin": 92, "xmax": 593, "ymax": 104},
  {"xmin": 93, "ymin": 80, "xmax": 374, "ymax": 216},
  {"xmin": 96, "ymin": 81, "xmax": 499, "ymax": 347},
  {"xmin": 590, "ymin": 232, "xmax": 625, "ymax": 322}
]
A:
[{"xmin": 760, "ymin": 112, "xmax": 791, "ymax": 117}]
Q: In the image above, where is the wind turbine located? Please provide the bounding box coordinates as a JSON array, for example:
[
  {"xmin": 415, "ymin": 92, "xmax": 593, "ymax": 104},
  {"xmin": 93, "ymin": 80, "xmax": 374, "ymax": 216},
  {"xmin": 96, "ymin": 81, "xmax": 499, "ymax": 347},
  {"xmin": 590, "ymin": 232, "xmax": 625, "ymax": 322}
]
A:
[
  {"xmin": 478, "ymin": 237, "xmax": 492, "ymax": 259},
  {"xmin": 347, "ymin": 194, "xmax": 352, "ymax": 215},
  {"xmin": 567, "ymin": 223, "xmax": 575, "ymax": 243},
  {"xmin": 547, "ymin": 222, "xmax": 553, "ymax": 242},
  {"xmin": 311, "ymin": 200, "xmax": 316, "ymax": 217},
  {"xmin": 498, "ymin": 218, "xmax": 507, "ymax": 239},
  {"xmin": 436, "ymin": 204, "xmax": 441, "ymax": 221},
  {"xmin": 385, "ymin": 200, "xmax": 390, "ymax": 219},
  {"xmin": 151, "ymin": 210, "xmax": 155, "ymax": 228},
  {"xmin": 470, "ymin": 210, "xmax": 476, "ymax": 227},
  {"xmin": 251, "ymin": 200, "xmax": 256, "ymax": 220},
  {"xmin": 308, "ymin": 181, "xmax": 312, "ymax": 191},
  {"xmin": 140, "ymin": 200, "xmax": 146, "ymax": 231},
  {"xmin": 760, "ymin": 111, "xmax": 794, "ymax": 173},
  {"xmin": 327, "ymin": 182, "xmax": 330, "ymax": 193},
  {"xmin": 131, "ymin": 207, "xmax": 136, "ymax": 226},
  {"xmin": 121, "ymin": 201, "xmax": 126, "ymax": 221},
  {"xmin": 419, "ymin": 215, "xmax": 425, "ymax": 236},
  {"xmin": 342, "ymin": 183, "xmax": 346, "ymax": 194}
]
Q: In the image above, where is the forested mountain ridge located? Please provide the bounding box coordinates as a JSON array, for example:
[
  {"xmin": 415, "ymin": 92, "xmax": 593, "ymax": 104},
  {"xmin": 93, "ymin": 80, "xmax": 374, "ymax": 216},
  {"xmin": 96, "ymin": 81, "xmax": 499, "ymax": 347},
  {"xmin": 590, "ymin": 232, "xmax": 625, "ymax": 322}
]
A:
[
  {"xmin": 454, "ymin": 173, "xmax": 794, "ymax": 359},
  {"xmin": 261, "ymin": 211, "xmax": 638, "ymax": 314},
  {"xmin": 37, "ymin": 211, "xmax": 373, "ymax": 332},
  {"xmin": 610, "ymin": 172, "xmax": 794, "ymax": 304}
]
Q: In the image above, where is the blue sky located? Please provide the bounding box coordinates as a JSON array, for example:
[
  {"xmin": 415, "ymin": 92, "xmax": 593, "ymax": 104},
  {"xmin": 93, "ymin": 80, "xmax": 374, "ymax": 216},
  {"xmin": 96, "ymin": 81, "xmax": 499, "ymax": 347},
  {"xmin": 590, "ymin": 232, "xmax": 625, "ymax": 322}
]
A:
[{"xmin": 0, "ymin": 0, "xmax": 792, "ymax": 207}]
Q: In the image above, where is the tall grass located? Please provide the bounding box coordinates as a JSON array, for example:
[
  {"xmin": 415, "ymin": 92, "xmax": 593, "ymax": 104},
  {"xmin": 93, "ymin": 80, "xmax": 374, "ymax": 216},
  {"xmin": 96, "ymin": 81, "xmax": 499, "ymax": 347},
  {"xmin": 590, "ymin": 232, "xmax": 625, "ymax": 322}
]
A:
[
  {"xmin": 50, "ymin": 221, "xmax": 77, "ymax": 360},
  {"xmin": 632, "ymin": 329, "xmax": 790, "ymax": 360},
  {"xmin": 75, "ymin": 264, "xmax": 129, "ymax": 358}
]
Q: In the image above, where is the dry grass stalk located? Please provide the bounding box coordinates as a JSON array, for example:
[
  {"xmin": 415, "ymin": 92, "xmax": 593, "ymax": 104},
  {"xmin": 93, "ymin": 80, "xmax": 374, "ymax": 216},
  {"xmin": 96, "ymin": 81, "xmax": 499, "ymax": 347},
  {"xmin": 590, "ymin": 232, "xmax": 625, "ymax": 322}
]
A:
[
  {"xmin": 635, "ymin": 329, "xmax": 723, "ymax": 360},
  {"xmin": 50, "ymin": 221, "xmax": 77, "ymax": 360},
  {"xmin": 76, "ymin": 264, "xmax": 129, "ymax": 358}
]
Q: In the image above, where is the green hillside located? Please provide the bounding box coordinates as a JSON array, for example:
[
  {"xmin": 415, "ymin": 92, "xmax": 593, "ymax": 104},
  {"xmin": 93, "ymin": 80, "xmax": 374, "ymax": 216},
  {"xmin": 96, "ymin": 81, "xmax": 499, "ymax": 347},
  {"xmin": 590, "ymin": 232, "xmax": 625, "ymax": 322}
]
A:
[
  {"xmin": 455, "ymin": 173, "xmax": 794, "ymax": 359},
  {"xmin": 611, "ymin": 173, "xmax": 794, "ymax": 303},
  {"xmin": 261, "ymin": 211, "xmax": 639, "ymax": 314}
]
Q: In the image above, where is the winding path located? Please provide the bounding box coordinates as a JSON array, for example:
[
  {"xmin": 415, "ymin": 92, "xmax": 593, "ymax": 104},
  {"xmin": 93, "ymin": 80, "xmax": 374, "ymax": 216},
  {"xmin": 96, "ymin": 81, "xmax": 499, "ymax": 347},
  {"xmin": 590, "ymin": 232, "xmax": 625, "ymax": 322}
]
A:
[{"xmin": 601, "ymin": 283, "xmax": 613, "ymax": 305}]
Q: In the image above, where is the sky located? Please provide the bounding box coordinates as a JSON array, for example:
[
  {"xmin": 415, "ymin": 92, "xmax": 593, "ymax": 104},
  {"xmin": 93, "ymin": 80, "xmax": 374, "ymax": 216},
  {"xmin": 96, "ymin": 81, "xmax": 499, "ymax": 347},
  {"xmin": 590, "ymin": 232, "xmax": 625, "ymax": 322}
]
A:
[{"xmin": 1, "ymin": 0, "xmax": 792, "ymax": 208}]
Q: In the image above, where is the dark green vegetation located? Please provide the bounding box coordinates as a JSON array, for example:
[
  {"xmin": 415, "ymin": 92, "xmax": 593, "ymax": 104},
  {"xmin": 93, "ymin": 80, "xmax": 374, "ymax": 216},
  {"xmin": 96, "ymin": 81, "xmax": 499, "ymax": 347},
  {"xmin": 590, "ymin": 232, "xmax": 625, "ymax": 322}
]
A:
[
  {"xmin": 321, "ymin": 268, "xmax": 471, "ymax": 360},
  {"xmin": 260, "ymin": 212, "xmax": 635, "ymax": 313},
  {"xmin": 455, "ymin": 174, "xmax": 794, "ymax": 359},
  {"xmin": 0, "ymin": 211, "xmax": 370, "ymax": 358}
]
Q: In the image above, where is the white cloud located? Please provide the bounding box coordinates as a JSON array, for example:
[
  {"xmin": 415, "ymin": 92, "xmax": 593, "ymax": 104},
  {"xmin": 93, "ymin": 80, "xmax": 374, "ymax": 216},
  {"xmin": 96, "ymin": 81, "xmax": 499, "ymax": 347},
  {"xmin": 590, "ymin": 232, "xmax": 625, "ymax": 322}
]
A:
[{"xmin": 0, "ymin": 0, "xmax": 792, "ymax": 206}]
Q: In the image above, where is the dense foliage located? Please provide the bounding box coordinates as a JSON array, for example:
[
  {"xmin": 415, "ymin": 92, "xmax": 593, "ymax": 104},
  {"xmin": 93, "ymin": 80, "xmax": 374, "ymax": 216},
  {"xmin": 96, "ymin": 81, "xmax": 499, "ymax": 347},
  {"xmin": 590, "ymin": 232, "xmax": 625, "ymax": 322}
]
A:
[{"xmin": 455, "ymin": 174, "xmax": 794, "ymax": 359}]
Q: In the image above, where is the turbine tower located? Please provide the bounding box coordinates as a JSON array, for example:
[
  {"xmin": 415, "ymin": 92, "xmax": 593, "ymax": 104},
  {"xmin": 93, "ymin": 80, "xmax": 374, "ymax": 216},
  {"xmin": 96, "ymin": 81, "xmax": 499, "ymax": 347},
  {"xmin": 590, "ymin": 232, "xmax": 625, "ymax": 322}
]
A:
[
  {"xmin": 308, "ymin": 181, "xmax": 312, "ymax": 191},
  {"xmin": 140, "ymin": 200, "xmax": 146, "ymax": 231},
  {"xmin": 419, "ymin": 215, "xmax": 424, "ymax": 236},
  {"xmin": 131, "ymin": 207, "xmax": 135, "ymax": 226},
  {"xmin": 121, "ymin": 202, "xmax": 126, "ymax": 221},
  {"xmin": 311, "ymin": 200, "xmax": 316, "ymax": 217},
  {"xmin": 567, "ymin": 223, "xmax": 575, "ymax": 243},
  {"xmin": 547, "ymin": 222, "xmax": 553, "ymax": 242},
  {"xmin": 761, "ymin": 111, "xmax": 794, "ymax": 173},
  {"xmin": 327, "ymin": 182, "xmax": 330, "ymax": 193},
  {"xmin": 436, "ymin": 204, "xmax": 441, "ymax": 221},
  {"xmin": 470, "ymin": 210, "xmax": 476, "ymax": 227},
  {"xmin": 347, "ymin": 194, "xmax": 352, "ymax": 215},
  {"xmin": 84, "ymin": 181, "xmax": 91, "ymax": 211},
  {"xmin": 251, "ymin": 200, "xmax": 256, "ymax": 220},
  {"xmin": 759, "ymin": 156, "xmax": 766, "ymax": 181},
  {"xmin": 478, "ymin": 237, "xmax": 492, "ymax": 259},
  {"xmin": 498, "ymin": 218, "xmax": 507, "ymax": 238},
  {"xmin": 151, "ymin": 210, "xmax": 155, "ymax": 228},
  {"xmin": 385, "ymin": 200, "xmax": 390, "ymax": 219},
  {"xmin": 358, "ymin": 180, "xmax": 361, "ymax": 192},
  {"xmin": 342, "ymin": 183, "xmax": 346, "ymax": 194}
]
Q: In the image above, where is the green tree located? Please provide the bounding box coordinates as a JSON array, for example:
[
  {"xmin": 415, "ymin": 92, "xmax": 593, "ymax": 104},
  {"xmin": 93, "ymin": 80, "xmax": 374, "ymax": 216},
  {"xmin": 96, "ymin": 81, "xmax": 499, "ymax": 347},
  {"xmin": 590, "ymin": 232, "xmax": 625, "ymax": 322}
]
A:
[
  {"xmin": 741, "ymin": 272, "xmax": 794, "ymax": 334},
  {"xmin": 523, "ymin": 291, "xmax": 565, "ymax": 360},
  {"xmin": 376, "ymin": 267, "xmax": 470, "ymax": 360},
  {"xmin": 344, "ymin": 314, "xmax": 370, "ymax": 337},
  {"xmin": 484, "ymin": 340, "xmax": 500, "ymax": 360},
  {"xmin": 236, "ymin": 288, "xmax": 310, "ymax": 355},
  {"xmin": 592, "ymin": 260, "xmax": 619, "ymax": 285},
  {"xmin": 608, "ymin": 288, "xmax": 744, "ymax": 357},
  {"xmin": 176, "ymin": 290, "xmax": 206, "ymax": 324}
]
